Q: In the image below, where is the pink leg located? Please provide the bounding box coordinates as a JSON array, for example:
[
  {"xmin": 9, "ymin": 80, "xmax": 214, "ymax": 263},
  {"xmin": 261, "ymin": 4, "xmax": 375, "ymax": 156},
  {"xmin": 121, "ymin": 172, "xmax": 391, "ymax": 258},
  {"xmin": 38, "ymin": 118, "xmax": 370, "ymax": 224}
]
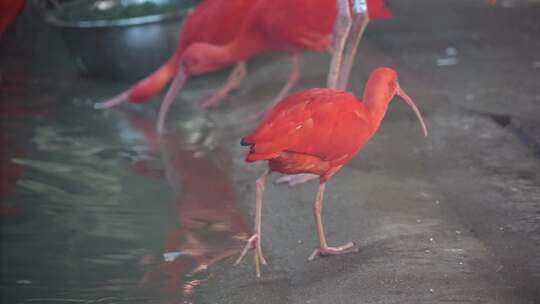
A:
[
  {"xmin": 235, "ymin": 170, "xmax": 269, "ymax": 277},
  {"xmin": 308, "ymin": 183, "xmax": 357, "ymax": 261},
  {"xmin": 156, "ymin": 69, "xmax": 188, "ymax": 134},
  {"xmin": 327, "ymin": 0, "xmax": 352, "ymax": 89},
  {"xmin": 336, "ymin": 1, "xmax": 369, "ymax": 91},
  {"xmin": 249, "ymin": 55, "xmax": 300, "ymax": 121},
  {"xmin": 275, "ymin": 173, "xmax": 318, "ymax": 187},
  {"xmin": 199, "ymin": 61, "xmax": 247, "ymax": 109}
]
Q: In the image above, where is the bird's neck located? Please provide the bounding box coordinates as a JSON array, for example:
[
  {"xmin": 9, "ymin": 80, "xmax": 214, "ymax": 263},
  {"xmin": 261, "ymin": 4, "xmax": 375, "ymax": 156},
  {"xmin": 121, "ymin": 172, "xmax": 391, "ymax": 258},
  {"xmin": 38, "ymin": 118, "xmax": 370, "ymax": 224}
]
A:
[{"xmin": 363, "ymin": 91, "xmax": 393, "ymax": 133}]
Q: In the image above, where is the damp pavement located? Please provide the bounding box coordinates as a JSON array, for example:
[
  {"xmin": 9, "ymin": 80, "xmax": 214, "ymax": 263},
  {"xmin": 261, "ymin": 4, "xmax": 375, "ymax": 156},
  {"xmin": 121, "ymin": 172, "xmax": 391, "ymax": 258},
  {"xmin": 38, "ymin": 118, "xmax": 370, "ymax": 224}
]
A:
[{"xmin": 1, "ymin": 1, "xmax": 539, "ymax": 303}]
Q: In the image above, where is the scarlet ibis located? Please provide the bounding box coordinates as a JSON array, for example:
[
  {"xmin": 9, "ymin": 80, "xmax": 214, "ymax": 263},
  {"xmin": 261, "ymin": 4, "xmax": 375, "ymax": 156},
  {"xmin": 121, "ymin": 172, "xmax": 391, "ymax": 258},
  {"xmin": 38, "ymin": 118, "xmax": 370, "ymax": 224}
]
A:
[
  {"xmin": 236, "ymin": 67, "xmax": 427, "ymax": 277},
  {"xmin": 96, "ymin": 0, "xmax": 391, "ymax": 134},
  {"xmin": 189, "ymin": 0, "xmax": 392, "ymax": 115},
  {"xmin": 95, "ymin": 0, "xmax": 255, "ymax": 134},
  {"xmin": 275, "ymin": 0, "xmax": 392, "ymax": 186}
]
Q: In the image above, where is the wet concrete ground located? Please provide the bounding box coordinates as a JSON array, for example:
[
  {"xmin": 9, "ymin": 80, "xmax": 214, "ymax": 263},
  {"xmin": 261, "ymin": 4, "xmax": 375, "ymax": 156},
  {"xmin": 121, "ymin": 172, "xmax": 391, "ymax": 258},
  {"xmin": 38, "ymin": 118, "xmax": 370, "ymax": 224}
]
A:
[{"xmin": 1, "ymin": 0, "xmax": 539, "ymax": 303}]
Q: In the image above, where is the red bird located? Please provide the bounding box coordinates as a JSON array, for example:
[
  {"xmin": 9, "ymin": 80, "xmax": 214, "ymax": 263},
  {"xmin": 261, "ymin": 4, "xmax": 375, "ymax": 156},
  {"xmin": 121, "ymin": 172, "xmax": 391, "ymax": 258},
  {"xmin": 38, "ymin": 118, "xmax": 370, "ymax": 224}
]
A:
[
  {"xmin": 176, "ymin": 0, "xmax": 392, "ymax": 111},
  {"xmin": 96, "ymin": 0, "xmax": 392, "ymax": 134},
  {"xmin": 276, "ymin": 0, "xmax": 392, "ymax": 186},
  {"xmin": 0, "ymin": 0, "xmax": 26, "ymax": 36},
  {"xmin": 95, "ymin": 0, "xmax": 255, "ymax": 133},
  {"xmin": 236, "ymin": 67, "xmax": 428, "ymax": 277}
]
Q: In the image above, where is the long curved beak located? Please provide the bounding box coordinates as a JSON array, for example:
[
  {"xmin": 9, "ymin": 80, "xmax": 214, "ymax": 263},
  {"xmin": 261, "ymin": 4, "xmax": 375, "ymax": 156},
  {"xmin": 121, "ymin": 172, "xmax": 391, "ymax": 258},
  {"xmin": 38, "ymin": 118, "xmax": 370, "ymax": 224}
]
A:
[
  {"xmin": 396, "ymin": 85, "xmax": 428, "ymax": 137},
  {"xmin": 156, "ymin": 67, "xmax": 188, "ymax": 135},
  {"xmin": 95, "ymin": 91, "xmax": 129, "ymax": 109}
]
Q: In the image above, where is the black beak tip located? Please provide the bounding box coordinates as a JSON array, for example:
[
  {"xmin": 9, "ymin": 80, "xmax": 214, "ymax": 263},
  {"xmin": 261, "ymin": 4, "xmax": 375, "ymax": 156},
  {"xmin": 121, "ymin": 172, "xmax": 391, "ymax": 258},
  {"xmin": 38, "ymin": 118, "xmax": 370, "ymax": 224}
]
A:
[{"xmin": 240, "ymin": 137, "xmax": 248, "ymax": 146}]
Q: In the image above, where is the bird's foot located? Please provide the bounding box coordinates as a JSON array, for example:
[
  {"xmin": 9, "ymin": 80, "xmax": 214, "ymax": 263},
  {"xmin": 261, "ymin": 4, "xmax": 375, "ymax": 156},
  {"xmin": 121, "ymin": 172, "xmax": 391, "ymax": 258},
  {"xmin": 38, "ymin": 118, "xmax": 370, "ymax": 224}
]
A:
[
  {"xmin": 307, "ymin": 242, "xmax": 357, "ymax": 261},
  {"xmin": 234, "ymin": 234, "xmax": 267, "ymax": 277},
  {"xmin": 275, "ymin": 173, "xmax": 318, "ymax": 187}
]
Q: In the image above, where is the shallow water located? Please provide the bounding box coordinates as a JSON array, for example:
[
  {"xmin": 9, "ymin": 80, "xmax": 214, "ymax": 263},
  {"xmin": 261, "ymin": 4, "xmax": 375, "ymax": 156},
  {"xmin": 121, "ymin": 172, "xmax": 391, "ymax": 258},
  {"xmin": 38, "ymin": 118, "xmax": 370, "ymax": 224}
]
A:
[{"xmin": 0, "ymin": 75, "xmax": 250, "ymax": 304}]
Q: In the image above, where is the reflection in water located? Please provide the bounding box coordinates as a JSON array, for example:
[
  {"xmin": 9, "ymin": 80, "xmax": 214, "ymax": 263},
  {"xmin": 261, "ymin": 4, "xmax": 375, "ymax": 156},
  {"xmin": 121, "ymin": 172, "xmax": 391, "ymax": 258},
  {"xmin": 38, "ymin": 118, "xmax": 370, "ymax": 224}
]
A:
[
  {"xmin": 0, "ymin": 134, "xmax": 25, "ymax": 214},
  {"xmin": 1, "ymin": 80, "xmax": 248, "ymax": 303},
  {"xmin": 115, "ymin": 109, "xmax": 249, "ymax": 302}
]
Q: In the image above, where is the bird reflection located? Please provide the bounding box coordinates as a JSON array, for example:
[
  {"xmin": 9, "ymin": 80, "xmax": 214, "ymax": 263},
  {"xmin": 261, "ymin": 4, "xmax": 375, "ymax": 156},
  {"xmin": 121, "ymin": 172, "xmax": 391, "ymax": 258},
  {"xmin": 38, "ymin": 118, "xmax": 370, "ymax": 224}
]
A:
[
  {"xmin": 0, "ymin": 135, "xmax": 25, "ymax": 215},
  {"xmin": 116, "ymin": 109, "xmax": 248, "ymax": 301}
]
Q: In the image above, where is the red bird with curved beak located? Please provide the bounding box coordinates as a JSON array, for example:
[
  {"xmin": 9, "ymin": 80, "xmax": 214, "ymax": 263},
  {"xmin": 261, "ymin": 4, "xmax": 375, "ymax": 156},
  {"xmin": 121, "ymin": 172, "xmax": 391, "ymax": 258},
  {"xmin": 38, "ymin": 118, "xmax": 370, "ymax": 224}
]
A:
[
  {"xmin": 96, "ymin": 0, "xmax": 392, "ymax": 134},
  {"xmin": 177, "ymin": 0, "xmax": 391, "ymax": 113},
  {"xmin": 95, "ymin": 0, "xmax": 255, "ymax": 133},
  {"xmin": 236, "ymin": 67, "xmax": 428, "ymax": 277},
  {"xmin": 275, "ymin": 0, "xmax": 391, "ymax": 186}
]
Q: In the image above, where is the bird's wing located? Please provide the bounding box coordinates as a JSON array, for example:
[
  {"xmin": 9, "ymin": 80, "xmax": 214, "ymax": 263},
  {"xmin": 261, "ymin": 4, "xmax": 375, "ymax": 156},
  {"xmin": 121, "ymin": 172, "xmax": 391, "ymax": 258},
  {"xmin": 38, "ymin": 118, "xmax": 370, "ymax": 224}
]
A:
[
  {"xmin": 244, "ymin": 88, "xmax": 372, "ymax": 163},
  {"xmin": 256, "ymin": 0, "xmax": 335, "ymax": 51}
]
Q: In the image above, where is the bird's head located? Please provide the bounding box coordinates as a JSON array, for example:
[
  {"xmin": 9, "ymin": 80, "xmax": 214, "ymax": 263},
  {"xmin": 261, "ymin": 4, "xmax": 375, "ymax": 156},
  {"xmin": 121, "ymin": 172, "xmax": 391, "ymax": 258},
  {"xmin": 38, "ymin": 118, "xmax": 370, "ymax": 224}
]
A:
[
  {"xmin": 181, "ymin": 43, "xmax": 230, "ymax": 76},
  {"xmin": 365, "ymin": 67, "xmax": 428, "ymax": 136}
]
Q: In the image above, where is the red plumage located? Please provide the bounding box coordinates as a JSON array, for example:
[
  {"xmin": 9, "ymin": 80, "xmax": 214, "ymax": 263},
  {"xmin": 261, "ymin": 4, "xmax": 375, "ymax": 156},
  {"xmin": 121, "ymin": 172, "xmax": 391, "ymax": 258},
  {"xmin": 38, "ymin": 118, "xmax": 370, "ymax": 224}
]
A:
[
  {"xmin": 366, "ymin": 0, "xmax": 392, "ymax": 20},
  {"xmin": 125, "ymin": 0, "xmax": 255, "ymax": 103},
  {"xmin": 97, "ymin": 0, "xmax": 393, "ymax": 133},
  {"xmin": 242, "ymin": 67, "xmax": 427, "ymax": 182},
  {"xmin": 253, "ymin": 0, "xmax": 392, "ymax": 53},
  {"xmin": 236, "ymin": 68, "xmax": 427, "ymax": 276},
  {"xmin": 183, "ymin": 0, "xmax": 392, "ymax": 69},
  {"xmin": 243, "ymin": 88, "xmax": 372, "ymax": 181},
  {"xmin": 0, "ymin": 0, "xmax": 26, "ymax": 35}
]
